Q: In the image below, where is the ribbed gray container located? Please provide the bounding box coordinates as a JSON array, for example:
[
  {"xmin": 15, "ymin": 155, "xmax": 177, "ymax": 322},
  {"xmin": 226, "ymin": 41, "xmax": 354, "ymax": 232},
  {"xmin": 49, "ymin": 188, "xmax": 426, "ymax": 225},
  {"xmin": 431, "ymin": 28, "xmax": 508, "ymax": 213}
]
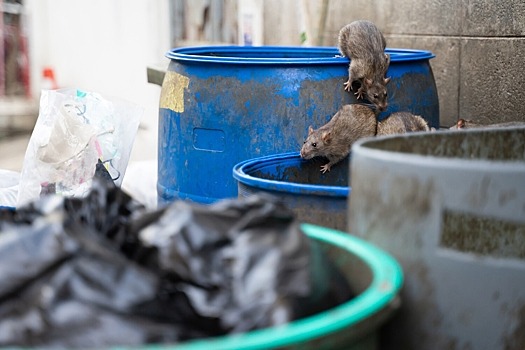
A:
[{"xmin": 348, "ymin": 126, "xmax": 525, "ymax": 350}]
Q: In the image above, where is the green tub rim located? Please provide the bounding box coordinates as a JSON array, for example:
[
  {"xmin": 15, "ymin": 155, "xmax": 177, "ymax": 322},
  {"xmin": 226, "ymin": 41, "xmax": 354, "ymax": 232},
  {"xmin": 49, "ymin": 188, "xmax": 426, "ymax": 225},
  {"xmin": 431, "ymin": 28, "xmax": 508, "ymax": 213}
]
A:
[{"xmin": 127, "ymin": 223, "xmax": 403, "ymax": 350}]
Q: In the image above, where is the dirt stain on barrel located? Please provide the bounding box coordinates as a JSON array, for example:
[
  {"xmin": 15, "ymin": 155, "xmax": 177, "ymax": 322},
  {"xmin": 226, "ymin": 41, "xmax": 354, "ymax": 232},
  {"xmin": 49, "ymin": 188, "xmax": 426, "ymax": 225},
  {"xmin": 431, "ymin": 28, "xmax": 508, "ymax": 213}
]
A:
[
  {"xmin": 504, "ymin": 303, "xmax": 525, "ymax": 350},
  {"xmin": 440, "ymin": 210, "xmax": 525, "ymax": 259}
]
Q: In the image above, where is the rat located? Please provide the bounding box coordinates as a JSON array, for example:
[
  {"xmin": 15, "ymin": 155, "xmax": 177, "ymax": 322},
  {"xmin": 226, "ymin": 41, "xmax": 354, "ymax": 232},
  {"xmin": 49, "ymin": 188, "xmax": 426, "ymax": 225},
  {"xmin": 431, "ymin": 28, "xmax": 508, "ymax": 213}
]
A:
[
  {"xmin": 377, "ymin": 112, "xmax": 431, "ymax": 135},
  {"xmin": 449, "ymin": 118, "xmax": 525, "ymax": 130},
  {"xmin": 300, "ymin": 104, "xmax": 376, "ymax": 173},
  {"xmin": 449, "ymin": 118, "xmax": 486, "ymax": 129},
  {"xmin": 338, "ymin": 20, "xmax": 391, "ymax": 112}
]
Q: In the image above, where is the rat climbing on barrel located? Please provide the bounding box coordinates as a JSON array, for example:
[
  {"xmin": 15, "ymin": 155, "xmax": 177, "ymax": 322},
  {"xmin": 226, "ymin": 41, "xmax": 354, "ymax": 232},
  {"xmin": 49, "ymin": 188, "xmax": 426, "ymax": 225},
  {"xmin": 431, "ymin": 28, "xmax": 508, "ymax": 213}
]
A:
[
  {"xmin": 338, "ymin": 20, "xmax": 391, "ymax": 112},
  {"xmin": 300, "ymin": 104, "xmax": 377, "ymax": 173}
]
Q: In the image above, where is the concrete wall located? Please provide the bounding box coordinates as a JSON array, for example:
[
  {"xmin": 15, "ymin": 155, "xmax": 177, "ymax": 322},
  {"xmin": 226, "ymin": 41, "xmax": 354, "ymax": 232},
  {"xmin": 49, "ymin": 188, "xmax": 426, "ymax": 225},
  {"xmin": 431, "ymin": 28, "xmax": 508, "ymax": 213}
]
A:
[
  {"xmin": 20, "ymin": 1, "xmax": 524, "ymax": 130},
  {"xmin": 263, "ymin": 0, "xmax": 327, "ymax": 46},
  {"xmin": 264, "ymin": 0, "xmax": 525, "ymax": 127},
  {"xmin": 24, "ymin": 0, "xmax": 171, "ymax": 140}
]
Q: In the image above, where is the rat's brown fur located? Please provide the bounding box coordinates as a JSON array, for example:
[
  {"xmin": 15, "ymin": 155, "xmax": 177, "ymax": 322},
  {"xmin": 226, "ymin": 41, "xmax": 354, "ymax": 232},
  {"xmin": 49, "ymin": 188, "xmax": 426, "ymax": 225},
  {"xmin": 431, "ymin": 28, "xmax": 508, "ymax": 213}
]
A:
[
  {"xmin": 338, "ymin": 20, "xmax": 390, "ymax": 112},
  {"xmin": 377, "ymin": 112, "xmax": 430, "ymax": 135},
  {"xmin": 449, "ymin": 118, "xmax": 525, "ymax": 130},
  {"xmin": 300, "ymin": 104, "xmax": 376, "ymax": 173}
]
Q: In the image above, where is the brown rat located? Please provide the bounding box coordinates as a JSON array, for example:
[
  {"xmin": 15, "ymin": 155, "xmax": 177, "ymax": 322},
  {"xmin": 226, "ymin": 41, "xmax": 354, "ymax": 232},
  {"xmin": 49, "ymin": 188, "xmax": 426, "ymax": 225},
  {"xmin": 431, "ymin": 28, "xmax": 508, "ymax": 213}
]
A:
[
  {"xmin": 338, "ymin": 20, "xmax": 390, "ymax": 112},
  {"xmin": 449, "ymin": 118, "xmax": 482, "ymax": 130},
  {"xmin": 377, "ymin": 112, "xmax": 430, "ymax": 135},
  {"xmin": 449, "ymin": 118, "xmax": 525, "ymax": 130},
  {"xmin": 300, "ymin": 104, "xmax": 376, "ymax": 173}
]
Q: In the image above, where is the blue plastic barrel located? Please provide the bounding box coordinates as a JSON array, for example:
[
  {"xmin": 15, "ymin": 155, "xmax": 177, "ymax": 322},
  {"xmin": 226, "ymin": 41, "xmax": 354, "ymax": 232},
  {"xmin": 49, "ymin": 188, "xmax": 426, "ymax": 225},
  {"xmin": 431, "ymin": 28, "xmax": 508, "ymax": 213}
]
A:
[
  {"xmin": 158, "ymin": 46, "xmax": 437, "ymax": 204},
  {"xmin": 233, "ymin": 152, "xmax": 349, "ymax": 231}
]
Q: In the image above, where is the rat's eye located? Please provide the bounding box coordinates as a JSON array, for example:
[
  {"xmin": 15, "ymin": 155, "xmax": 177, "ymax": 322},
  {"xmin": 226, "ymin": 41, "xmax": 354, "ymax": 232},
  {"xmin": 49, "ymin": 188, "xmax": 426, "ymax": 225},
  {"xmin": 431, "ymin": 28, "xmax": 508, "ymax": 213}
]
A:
[
  {"xmin": 373, "ymin": 93, "xmax": 379, "ymax": 99},
  {"xmin": 384, "ymin": 91, "xmax": 388, "ymax": 97},
  {"xmin": 303, "ymin": 140, "xmax": 306, "ymax": 144},
  {"xmin": 312, "ymin": 142, "xmax": 317, "ymax": 148}
]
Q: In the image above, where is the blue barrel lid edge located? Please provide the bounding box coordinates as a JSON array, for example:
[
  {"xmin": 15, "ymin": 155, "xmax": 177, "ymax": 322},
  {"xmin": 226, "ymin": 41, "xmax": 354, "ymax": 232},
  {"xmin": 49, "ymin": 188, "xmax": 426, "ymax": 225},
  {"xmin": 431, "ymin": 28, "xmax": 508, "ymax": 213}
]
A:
[
  {"xmin": 166, "ymin": 46, "xmax": 435, "ymax": 65},
  {"xmin": 232, "ymin": 152, "xmax": 349, "ymax": 198}
]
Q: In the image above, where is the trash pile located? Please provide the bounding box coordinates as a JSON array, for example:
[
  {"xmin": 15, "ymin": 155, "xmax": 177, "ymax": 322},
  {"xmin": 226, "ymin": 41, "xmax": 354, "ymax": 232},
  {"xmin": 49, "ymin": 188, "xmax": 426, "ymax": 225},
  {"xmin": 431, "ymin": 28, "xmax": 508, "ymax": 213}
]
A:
[
  {"xmin": 0, "ymin": 87, "xmax": 353, "ymax": 348},
  {"xmin": 0, "ymin": 179, "xmax": 352, "ymax": 348}
]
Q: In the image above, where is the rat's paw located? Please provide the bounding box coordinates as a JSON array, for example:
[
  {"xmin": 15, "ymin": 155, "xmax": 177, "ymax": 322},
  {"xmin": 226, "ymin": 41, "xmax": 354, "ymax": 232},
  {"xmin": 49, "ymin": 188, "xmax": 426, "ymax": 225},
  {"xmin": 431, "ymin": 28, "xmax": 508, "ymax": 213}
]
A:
[
  {"xmin": 320, "ymin": 164, "xmax": 331, "ymax": 174},
  {"xmin": 343, "ymin": 80, "xmax": 352, "ymax": 92},
  {"xmin": 354, "ymin": 89, "xmax": 365, "ymax": 100}
]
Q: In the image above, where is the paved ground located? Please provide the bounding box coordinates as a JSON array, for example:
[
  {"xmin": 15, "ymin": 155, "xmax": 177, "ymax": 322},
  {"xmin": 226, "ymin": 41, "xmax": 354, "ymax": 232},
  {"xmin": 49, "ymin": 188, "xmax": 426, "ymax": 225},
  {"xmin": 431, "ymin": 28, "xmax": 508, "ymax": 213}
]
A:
[
  {"xmin": 0, "ymin": 133, "xmax": 30, "ymax": 172},
  {"xmin": 0, "ymin": 124, "xmax": 158, "ymax": 171}
]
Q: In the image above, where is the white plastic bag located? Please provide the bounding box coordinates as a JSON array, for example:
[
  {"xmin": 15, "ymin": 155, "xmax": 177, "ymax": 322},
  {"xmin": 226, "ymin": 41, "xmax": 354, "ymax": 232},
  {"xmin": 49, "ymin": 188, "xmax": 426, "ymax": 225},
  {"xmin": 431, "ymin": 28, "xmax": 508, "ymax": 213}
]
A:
[
  {"xmin": 0, "ymin": 169, "xmax": 20, "ymax": 209},
  {"xmin": 17, "ymin": 89, "xmax": 143, "ymax": 207}
]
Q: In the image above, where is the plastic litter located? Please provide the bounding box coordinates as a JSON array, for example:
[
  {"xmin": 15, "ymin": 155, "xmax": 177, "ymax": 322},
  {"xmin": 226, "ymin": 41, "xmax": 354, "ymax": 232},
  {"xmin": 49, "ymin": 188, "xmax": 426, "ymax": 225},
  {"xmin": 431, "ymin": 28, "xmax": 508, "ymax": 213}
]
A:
[
  {"xmin": 0, "ymin": 169, "xmax": 19, "ymax": 209},
  {"xmin": 0, "ymin": 181, "xmax": 352, "ymax": 348},
  {"xmin": 16, "ymin": 88, "xmax": 143, "ymax": 207}
]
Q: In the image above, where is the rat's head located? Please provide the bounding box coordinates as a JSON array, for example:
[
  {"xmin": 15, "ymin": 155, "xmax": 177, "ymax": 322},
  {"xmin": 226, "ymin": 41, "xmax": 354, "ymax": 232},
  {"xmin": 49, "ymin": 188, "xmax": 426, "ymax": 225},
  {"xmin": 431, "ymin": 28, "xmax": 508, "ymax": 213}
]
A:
[
  {"xmin": 300, "ymin": 126, "xmax": 332, "ymax": 159},
  {"xmin": 450, "ymin": 118, "xmax": 469, "ymax": 130},
  {"xmin": 364, "ymin": 77, "xmax": 390, "ymax": 112}
]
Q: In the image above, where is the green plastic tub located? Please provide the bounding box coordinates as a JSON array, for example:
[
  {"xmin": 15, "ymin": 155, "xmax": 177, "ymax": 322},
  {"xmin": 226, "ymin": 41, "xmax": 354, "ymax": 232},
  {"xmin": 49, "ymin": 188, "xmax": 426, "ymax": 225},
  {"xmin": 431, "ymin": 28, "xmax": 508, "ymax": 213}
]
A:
[{"xmin": 134, "ymin": 224, "xmax": 403, "ymax": 350}]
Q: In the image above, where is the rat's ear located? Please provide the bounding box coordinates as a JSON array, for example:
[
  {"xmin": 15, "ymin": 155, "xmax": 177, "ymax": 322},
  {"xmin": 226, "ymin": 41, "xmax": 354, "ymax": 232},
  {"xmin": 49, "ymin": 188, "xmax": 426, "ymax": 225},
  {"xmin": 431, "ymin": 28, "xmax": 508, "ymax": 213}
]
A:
[
  {"xmin": 364, "ymin": 78, "xmax": 373, "ymax": 87},
  {"xmin": 384, "ymin": 77, "xmax": 391, "ymax": 85},
  {"xmin": 308, "ymin": 126, "xmax": 314, "ymax": 135},
  {"xmin": 321, "ymin": 131, "xmax": 331, "ymax": 143}
]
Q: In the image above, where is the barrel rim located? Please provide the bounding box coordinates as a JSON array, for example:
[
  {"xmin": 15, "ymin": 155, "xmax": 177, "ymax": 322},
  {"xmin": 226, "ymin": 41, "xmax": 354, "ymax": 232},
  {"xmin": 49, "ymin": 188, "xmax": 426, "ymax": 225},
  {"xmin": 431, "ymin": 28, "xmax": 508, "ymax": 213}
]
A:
[
  {"xmin": 166, "ymin": 45, "xmax": 435, "ymax": 65},
  {"xmin": 169, "ymin": 223, "xmax": 403, "ymax": 350},
  {"xmin": 352, "ymin": 126, "xmax": 525, "ymax": 169},
  {"xmin": 233, "ymin": 152, "xmax": 349, "ymax": 198}
]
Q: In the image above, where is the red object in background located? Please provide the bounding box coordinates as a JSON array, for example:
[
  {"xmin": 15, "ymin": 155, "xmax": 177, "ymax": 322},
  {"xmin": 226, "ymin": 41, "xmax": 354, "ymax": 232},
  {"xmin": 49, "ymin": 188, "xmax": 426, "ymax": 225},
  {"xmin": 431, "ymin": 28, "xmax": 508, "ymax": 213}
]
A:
[
  {"xmin": 1, "ymin": 1, "xmax": 32, "ymax": 98},
  {"xmin": 42, "ymin": 67, "xmax": 58, "ymax": 90}
]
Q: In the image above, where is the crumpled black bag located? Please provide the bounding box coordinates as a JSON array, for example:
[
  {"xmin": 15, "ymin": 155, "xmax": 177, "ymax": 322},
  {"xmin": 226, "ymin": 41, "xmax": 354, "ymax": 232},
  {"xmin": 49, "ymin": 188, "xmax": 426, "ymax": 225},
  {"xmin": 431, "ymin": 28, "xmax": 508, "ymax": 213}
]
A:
[{"xmin": 0, "ymin": 180, "xmax": 351, "ymax": 348}]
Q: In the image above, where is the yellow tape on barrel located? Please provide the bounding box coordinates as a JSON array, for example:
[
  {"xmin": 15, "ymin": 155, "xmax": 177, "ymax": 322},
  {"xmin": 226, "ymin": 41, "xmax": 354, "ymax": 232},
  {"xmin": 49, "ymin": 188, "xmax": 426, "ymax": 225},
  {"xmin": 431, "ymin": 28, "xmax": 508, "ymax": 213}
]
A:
[{"xmin": 160, "ymin": 71, "xmax": 189, "ymax": 113}]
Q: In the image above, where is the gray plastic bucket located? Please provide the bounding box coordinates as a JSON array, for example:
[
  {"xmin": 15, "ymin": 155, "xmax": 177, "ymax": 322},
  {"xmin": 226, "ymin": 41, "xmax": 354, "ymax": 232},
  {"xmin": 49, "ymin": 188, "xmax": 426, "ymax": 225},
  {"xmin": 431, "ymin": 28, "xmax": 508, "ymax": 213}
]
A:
[{"xmin": 348, "ymin": 126, "xmax": 525, "ymax": 349}]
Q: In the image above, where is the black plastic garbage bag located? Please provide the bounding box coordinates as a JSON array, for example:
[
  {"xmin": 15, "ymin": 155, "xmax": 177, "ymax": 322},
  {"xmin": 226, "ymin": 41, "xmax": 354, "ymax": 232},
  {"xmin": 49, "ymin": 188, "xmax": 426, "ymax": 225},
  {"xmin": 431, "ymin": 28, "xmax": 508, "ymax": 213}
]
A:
[{"xmin": 0, "ymin": 180, "xmax": 352, "ymax": 348}]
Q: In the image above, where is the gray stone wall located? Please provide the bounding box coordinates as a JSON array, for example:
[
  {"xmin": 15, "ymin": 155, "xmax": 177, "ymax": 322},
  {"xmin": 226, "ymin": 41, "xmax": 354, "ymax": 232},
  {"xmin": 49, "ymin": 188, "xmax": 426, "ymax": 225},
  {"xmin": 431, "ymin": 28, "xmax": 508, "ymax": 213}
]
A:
[
  {"xmin": 323, "ymin": 0, "xmax": 525, "ymax": 127},
  {"xmin": 263, "ymin": 0, "xmax": 525, "ymax": 127}
]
